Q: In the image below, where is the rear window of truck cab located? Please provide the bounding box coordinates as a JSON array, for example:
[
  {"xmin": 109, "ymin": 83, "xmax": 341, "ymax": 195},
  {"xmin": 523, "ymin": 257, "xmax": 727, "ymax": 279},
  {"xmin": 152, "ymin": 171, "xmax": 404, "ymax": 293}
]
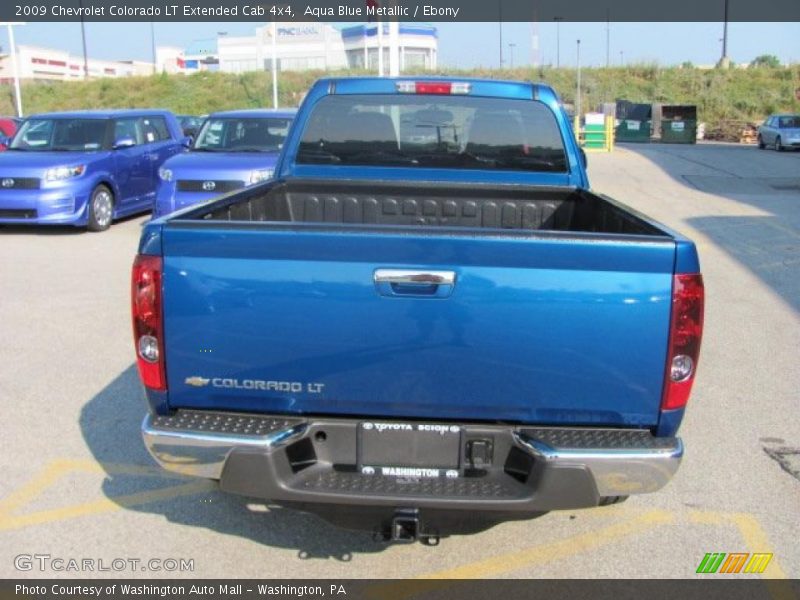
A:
[{"xmin": 297, "ymin": 95, "xmax": 568, "ymax": 173}]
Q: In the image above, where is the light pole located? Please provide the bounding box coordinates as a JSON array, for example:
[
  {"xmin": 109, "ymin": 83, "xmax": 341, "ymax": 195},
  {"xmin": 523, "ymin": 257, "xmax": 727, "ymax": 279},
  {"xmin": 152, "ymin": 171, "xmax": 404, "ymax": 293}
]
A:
[
  {"xmin": 576, "ymin": 39, "xmax": 581, "ymax": 118},
  {"xmin": 620, "ymin": 50, "xmax": 624, "ymax": 66},
  {"xmin": 508, "ymin": 43, "xmax": 516, "ymax": 69},
  {"xmin": 554, "ymin": 17, "xmax": 563, "ymax": 68},
  {"xmin": 2, "ymin": 22, "xmax": 25, "ymax": 117},
  {"xmin": 498, "ymin": 24, "xmax": 503, "ymax": 67},
  {"xmin": 79, "ymin": 0, "xmax": 88, "ymax": 78},
  {"xmin": 498, "ymin": 0, "xmax": 503, "ymax": 67},
  {"xmin": 605, "ymin": 11, "xmax": 610, "ymax": 68},
  {"xmin": 271, "ymin": 21, "xmax": 278, "ymax": 107},
  {"xmin": 150, "ymin": 22, "xmax": 156, "ymax": 74},
  {"xmin": 720, "ymin": 0, "xmax": 730, "ymax": 65}
]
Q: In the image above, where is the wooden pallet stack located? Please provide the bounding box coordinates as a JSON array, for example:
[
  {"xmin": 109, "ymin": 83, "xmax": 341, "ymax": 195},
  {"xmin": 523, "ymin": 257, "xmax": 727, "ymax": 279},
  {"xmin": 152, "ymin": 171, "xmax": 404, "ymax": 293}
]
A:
[
  {"xmin": 704, "ymin": 120, "xmax": 761, "ymax": 144},
  {"xmin": 739, "ymin": 123, "xmax": 759, "ymax": 145}
]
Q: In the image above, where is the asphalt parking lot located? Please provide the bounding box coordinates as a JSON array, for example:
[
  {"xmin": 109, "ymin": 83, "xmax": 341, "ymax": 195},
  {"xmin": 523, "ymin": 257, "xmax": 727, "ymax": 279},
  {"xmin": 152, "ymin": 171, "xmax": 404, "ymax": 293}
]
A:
[{"xmin": 0, "ymin": 142, "xmax": 798, "ymax": 581}]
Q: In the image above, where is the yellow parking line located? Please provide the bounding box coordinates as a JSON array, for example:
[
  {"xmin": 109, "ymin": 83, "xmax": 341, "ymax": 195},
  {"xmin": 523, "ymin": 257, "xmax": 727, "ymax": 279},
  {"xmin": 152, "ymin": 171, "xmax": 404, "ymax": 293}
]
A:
[
  {"xmin": 420, "ymin": 509, "xmax": 673, "ymax": 579},
  {"xmin": 0, "ymin": 458, "xmax": 208, "ymax": 532},
  {"xmin": 364, "ymin": 510, "xmax": 672, "ymax": 600},
  {"xmin": 690, "ymin": 508, "xmax": 792, "ymax": 600},
  {"xmin": 0, "ymin": 480, "xmax": 213, "ymax": 532},
  {"xmin": 0, "ymin": 459, "xmax": 184, "ymax": 516},
  {"xmin": 0, "ymin": 459, "xmax": 75, "ymax": 516},
  {"xmin": 690, "ymin": 510, "xmax": 787, "ymax": 578}
]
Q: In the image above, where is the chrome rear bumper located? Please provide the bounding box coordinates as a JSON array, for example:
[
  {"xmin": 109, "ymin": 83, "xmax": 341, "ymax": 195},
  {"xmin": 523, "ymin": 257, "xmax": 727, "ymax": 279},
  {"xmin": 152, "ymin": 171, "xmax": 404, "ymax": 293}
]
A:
[
  {"xmin": 514, "ymin": 431, "xmax": 683, "ymax": 496},
  {"xmin": 141, "ymin": 412, "xmax": 306, "ymax": 479},
  {"xmin": 142, "ymin": 410, "xmax": 683, "ymax": 507}
]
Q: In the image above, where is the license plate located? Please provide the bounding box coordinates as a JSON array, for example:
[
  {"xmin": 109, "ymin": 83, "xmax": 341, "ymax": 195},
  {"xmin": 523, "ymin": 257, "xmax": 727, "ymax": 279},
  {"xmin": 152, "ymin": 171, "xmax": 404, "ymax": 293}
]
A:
[{"xmin": 358, "ymin": 421, "xmax": 461, "ymax": 475}]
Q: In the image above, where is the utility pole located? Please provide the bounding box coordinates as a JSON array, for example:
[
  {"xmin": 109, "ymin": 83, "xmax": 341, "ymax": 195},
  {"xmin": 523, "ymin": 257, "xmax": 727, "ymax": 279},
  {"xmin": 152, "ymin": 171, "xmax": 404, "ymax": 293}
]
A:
[
  {"xmin": 79, "ymin": 0, "xmax": 89, "ymax": 78},
  {"xmin": 150, "ymin": 22, "xmax": 156, "ymax": 74},
  {"xmin": 271, "ymin": 21, "xmax": 278, "ymax": 107},
  {"xmin": 2, "ymin": 22, "xmax": 24, "ymax": 117},
  {"xmin": 554, "ymin": 17, "xmax": 563, "ymax": 68},
  {"xmin": 605, "ymin": 11, "xmax": 610, "ymax": 68},
  {"xmin": 498, "ymin": 23, "xmax": 503, "ymax": 67},
  {"xmin": 508, "ymin": 43, "xmax": 516, "ymax": 69},
  {"xmin": 576, "ymin": 39, "xmax": 581, "ymax": 117},
  {"xmin": 720, "ymin": 0, "xmax": 730, "ymax": 66}
]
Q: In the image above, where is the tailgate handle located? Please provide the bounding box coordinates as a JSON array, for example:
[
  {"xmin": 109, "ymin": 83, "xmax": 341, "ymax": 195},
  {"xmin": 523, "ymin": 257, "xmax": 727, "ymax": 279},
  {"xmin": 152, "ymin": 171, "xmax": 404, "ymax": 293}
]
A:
[{"xmin": 374, "ymin": 269, "xmax": 456, "ymax": 298}]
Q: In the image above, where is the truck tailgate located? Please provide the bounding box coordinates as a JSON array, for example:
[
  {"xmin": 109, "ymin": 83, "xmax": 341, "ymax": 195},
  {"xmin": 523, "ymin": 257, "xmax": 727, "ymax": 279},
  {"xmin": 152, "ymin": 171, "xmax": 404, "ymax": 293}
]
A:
[{"xmin": 161, "ymin": 225, "xmax": 675, "ymax": 426}]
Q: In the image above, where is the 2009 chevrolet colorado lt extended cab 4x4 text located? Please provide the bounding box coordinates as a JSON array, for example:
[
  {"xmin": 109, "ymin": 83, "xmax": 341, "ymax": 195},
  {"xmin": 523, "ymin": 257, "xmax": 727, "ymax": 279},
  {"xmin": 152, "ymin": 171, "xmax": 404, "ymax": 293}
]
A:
[{"xmin": 133, "ymin": 77, "xmax": 704, "ymax": 542}]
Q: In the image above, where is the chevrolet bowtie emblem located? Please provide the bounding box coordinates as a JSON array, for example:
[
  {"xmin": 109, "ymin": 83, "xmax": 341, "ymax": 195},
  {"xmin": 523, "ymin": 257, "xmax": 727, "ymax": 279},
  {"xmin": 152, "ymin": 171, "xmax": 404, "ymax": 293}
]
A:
[{"xmin": 184, "ymin": 376, "xmax": 210, "ymax": 387}]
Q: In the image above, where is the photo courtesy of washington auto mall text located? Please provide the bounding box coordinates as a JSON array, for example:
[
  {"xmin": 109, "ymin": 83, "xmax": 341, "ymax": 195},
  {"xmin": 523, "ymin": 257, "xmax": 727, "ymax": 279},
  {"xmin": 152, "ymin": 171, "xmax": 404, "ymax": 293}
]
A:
[{"xmin": 1, "ymin": 0, "xmax": 799, "ymax": 597}]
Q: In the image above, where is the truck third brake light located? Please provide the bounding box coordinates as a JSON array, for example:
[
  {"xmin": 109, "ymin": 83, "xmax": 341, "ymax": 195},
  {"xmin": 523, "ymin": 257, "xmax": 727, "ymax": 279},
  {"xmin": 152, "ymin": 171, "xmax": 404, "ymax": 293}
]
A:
[{"xmin": 396, "ymin": 81, "xmax": 471, "ymax": 95}]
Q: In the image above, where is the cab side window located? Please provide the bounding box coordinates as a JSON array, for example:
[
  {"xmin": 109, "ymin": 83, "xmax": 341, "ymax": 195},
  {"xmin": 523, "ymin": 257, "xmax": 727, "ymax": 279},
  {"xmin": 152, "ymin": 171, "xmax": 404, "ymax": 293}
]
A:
[
  {"xmin": 141, "ymin": 116, "xmax": 170, "ymax": 144},
  {"xmin": 114, "ymin": 118, "xmax": 141, "ymax": 144}
]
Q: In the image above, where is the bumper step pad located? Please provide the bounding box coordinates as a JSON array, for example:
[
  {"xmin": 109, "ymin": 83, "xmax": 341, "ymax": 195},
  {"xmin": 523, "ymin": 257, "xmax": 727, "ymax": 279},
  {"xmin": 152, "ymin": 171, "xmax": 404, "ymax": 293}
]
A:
[{"xmin": 150, "ymin": 410, "xmax": 301, "ymax": 437}]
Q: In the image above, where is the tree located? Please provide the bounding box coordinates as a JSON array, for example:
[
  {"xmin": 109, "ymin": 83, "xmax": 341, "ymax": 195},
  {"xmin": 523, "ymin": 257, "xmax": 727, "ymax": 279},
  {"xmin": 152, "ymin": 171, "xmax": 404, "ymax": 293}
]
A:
[
  {"xmin": 681, "ymin": 61, "xmax": 694, "ymax": 69},
  {"xmin": 750, "ymin": 55, "xmax": 781, "ymax": 68}
]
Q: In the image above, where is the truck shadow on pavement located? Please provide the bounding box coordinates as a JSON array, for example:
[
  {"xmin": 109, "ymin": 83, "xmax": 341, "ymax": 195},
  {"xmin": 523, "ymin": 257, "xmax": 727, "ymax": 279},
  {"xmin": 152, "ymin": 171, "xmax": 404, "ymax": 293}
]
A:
[
  {"xmin": 79, "ymin": 365, "xmax": 385, "ymax": 560},
  {"xmin": 619, "ymin": 144, "xmax": 800, "ymax": 313}
]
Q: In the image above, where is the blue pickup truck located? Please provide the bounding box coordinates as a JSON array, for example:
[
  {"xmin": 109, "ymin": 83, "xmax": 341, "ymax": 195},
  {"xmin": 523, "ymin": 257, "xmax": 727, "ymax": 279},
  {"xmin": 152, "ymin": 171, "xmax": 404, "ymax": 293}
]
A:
[{"xmin": 134, "ymin": 78, "xmax": 704, "ymax": 542}]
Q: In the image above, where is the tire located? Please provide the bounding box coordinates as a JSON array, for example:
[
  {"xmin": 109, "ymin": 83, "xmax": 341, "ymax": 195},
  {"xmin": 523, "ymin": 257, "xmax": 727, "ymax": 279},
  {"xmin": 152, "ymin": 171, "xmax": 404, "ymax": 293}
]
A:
[
  {"xmin": 87, "ymin": 185, "xmax": 114, "ymax": 232},
  {"xmin": 757, "ymin": 135, "xmax": 765, "ymax": 149},
  {"xmin": 775, "ymin": 136, "xmax": 784, "ymax": 152}
]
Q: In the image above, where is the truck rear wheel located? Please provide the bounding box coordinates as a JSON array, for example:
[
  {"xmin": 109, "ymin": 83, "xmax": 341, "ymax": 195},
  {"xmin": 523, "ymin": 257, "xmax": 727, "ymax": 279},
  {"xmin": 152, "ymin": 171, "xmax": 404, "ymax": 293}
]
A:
[{"xmin": 87, "ymin": 185, "xmax": 114, "ymax": 232}]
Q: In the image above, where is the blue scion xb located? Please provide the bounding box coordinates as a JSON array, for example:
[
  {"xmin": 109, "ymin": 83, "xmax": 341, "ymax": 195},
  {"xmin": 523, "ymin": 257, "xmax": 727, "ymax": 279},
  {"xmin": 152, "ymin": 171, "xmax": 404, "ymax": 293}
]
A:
[
  {"xmin": 0, "ymin": 110, "xmax": 188, "ymax": 231},
  {"xmin": 153, "ymin": 109, "xmax": 296, "ymax": 218}
]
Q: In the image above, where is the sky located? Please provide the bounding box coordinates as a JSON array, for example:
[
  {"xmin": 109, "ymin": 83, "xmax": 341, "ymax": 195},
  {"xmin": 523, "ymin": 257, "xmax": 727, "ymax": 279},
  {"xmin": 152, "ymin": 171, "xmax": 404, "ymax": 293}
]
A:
[{"xmin": 0, "ymin": 21, "xmax": 797, "ymax": 69}]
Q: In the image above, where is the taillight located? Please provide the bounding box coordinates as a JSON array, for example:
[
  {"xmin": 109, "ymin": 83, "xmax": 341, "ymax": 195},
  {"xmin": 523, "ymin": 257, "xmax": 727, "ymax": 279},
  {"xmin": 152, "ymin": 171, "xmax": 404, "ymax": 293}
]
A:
[
  {"xmin": 661, "ymin": 273, "xmax": 704, "ymax": 410},
  {"xmin": 396, "ymin": 81, "xmax": 471, "ymax": 95},
  {"xmin": 131, "ymin": 254, "xmax": 166, "ymax": 391}
]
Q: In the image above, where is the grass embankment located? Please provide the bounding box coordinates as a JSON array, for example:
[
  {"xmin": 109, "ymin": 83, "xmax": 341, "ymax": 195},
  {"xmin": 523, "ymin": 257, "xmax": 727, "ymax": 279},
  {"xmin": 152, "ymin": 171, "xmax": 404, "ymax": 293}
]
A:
[{"xmin": 2, "ymin": 65, "xmax": 798, "ymax": 131}]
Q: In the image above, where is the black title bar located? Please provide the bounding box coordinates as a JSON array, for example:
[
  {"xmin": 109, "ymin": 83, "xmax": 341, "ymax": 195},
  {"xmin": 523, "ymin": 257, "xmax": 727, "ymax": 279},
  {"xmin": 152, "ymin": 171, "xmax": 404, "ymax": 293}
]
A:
[{"xmin": 4, "ymin": 0, "xmax": 800, "ymax": 22}]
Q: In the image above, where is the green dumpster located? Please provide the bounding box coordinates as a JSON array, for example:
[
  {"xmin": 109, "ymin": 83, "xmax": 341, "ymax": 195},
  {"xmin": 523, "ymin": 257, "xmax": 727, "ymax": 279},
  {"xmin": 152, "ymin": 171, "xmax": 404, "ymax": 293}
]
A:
[
  {"xmin": 660, "ymin": 105, "xmax": 697, "ymax": 144},
  {"xmin": 616, "ymin": 119, "xmax": 652, "ymax": 142},
  {"xmin": 615, "ymin": 101, "xmax": 652, "ymax": 142}
]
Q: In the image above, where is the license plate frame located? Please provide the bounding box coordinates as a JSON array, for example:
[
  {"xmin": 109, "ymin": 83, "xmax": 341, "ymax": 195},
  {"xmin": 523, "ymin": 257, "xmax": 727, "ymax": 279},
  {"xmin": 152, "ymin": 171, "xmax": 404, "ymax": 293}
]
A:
[{"xmin": 358, "ymin": 421, "xmax": 462, "ymax": 472}]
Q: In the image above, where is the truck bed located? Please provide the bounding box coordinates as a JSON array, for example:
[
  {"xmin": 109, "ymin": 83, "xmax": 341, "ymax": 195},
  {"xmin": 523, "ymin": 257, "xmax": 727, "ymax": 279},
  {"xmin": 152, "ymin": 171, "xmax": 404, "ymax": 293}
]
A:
[{"xmin": 185, "ymin": 179, "xmax": 668, "ymax": 238}]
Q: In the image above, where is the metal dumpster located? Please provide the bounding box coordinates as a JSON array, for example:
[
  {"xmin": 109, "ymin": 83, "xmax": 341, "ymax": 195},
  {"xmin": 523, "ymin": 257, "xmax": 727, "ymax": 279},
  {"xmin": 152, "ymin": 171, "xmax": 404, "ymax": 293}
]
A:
[
  {"xmin": 615, "ymin": 101, "xmax": 652, "ymax": 143},
  {"xmin": 660, "ymin": 105, "xmax": 697, "ymax": 144}
]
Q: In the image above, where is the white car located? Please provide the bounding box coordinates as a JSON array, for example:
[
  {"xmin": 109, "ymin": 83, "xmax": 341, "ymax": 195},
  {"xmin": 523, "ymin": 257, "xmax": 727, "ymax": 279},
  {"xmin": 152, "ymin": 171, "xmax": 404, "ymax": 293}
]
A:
[{"xmin": 757, "ymin": 114, "xmax": 800, "ymax": 151}]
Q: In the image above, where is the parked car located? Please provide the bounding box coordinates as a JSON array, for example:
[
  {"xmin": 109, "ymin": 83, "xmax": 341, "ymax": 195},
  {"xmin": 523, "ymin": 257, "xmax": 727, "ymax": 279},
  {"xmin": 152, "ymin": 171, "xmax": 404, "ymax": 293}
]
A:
[
  {"xmin": 0, "ymin": 117, "xmax": 20, "ymax": 151},
  {"xmin": 757, "ymin": 114, "xmax": 800, "ymax": 151},
  {"xmin": 0, "ymin": 110, "xmax": 189, "ymax": 231},
  {"xmin": 177, "ymin": 114, "xmax": 204, "ymax": 140},
  {"xmin": 135, "ymin": 78, "xmax": 704, "ymax": 542},
  {"xmin": 153, "ymin": 109, "xmax": 295, "ymax": 218}
]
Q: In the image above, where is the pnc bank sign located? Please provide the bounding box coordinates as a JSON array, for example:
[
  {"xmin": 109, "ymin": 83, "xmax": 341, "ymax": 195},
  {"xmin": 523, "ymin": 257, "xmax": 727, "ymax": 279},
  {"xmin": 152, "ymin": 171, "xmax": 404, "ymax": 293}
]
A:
[{"xmin": 277, "ymin": 26, "xmax": 321, "ymax": 38}]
